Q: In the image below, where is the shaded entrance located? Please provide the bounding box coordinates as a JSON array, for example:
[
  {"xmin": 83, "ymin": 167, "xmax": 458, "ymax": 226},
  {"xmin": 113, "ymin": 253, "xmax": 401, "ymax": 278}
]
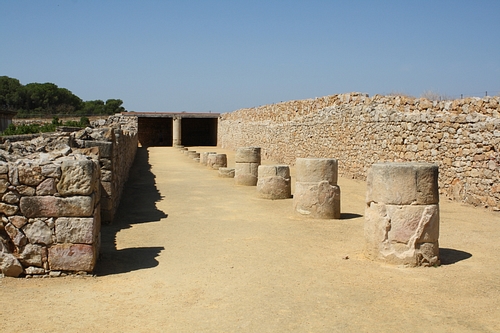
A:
[{"xmin": 181, "ymin": 118, "xmax": 217, "ymax": 146}]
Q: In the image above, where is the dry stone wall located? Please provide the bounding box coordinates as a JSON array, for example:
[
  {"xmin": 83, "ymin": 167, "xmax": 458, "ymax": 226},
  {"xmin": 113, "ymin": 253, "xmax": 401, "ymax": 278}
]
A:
[
  {"xmin": 0, "ymin": 115, "xmax": 138, "ymax": 277},
  {"xmin": 219, "ymin": 93, "xmax": 500, "ymax": 210}
]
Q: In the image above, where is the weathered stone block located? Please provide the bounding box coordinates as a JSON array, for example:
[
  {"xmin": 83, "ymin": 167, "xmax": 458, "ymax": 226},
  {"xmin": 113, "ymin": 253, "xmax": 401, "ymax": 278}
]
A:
[
  {"xmin": 293, "ymin": 181, "xmax": 341, "ymax": 219},
  {"xmin": 365, "ymin": 202, "xmax": 440, "ymax": 266},
  {"xmin": 366, "ymin": 163, "xmax": 439, "ymax": 205},
  {"xmin": 2, "ymin": 191, "xmax": 20, "ymax": 204},
  {"xmin": 57, "ymin": 160, "xmax": 99, "ymax": 196},
  {"xmin": 23, "ymin": 219, "xmax": 54, "ymax": 245},
  {"xmin": 257, "ymin": 165, "xmax": 291, "ymax": 200},
  {"xmin": 0, "ymin": 161, "xmax": 9, "ymax": 174},
  {"xmin": 201, "ymin": 152, "xmax": 217, "ymax": 166},
  {"xmin": 16, "ymin": 185, "xmax": 35, "ymax": 196},
  {"xmin": 295, "ymin": 158, "xmax": 338, "ymax": 185},
  {"xmin": 0, "ymin": 252, "xmax": 23, "ymax": 277},
  {"xmin": 41, "ymin": 164, "xmax": 61, "ymax": 178},
  {"xmin": 19, "ymin": 243, "xmax": 44, "ymax": 267},
  {"xmin": 258, "ymin": 165, "xmax": 290, "ymax": 178},
  {"xmin": 0, "ymin": 202, "xmax": 19, "ymax": 216},
  {"xmin": 0, "ymin": 178, "xmax": 10, "ymax": 194},
  {"xmin": 48, "ymin": 244, "xmax": 96, "ymax": 272},
  {"xmin": 235, "ymin": 147, "xmax": 261, "ymax": 163},
  {"xmin": 9, "ymin": 215, "xmax": 27, "ymax": 228},
  {"xmin": 207, "ymin": 154, "xmax": 227, "ymax": 169},
  {"xmin": 84, "ymin": 141, "xmax": 113, "ymax": 158},
  {"xmin": 20, "ymin": 196, "xmax": 95, "ymax": 218},
  {"xmin": 18, "ymin": 164, "xmax": 44, "ymax": 186},
  {"xmin": 234, "ymin": 162, "xmax": 260, "ymax": 186},
  {"xmin": 5, "ymin": 223, "xmax": 27, "ymax": 247},
  {"xmin": 36, "ymin": 178, "xmax": 57, "ymax": 196},
  {"xmin": 218, "ymin": 167, "xmax": 235, "ymax": 178},
  {"xmin": 55, "ymin": 217, "xmax": 96, "ymax": 244}
]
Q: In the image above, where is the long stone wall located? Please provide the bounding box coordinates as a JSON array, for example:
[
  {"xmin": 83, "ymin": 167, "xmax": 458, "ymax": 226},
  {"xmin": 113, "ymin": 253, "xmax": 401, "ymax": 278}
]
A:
[{"xmin": 218, "ymin": 93, "xmax": 500, "ymax": 210}]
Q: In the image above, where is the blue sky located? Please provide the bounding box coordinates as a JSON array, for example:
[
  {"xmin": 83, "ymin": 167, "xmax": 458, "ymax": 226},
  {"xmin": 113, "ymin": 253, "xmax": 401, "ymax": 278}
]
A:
[{"xmin": 1, "ymin": 0, "xmax": 499, "ymax": 112}]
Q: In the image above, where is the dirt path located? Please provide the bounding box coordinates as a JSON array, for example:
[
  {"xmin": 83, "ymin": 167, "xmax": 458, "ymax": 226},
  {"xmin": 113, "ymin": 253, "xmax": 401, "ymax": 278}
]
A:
[{"xmin": 1, "ymin": 147, "xmax": 499, "ymax": 332}]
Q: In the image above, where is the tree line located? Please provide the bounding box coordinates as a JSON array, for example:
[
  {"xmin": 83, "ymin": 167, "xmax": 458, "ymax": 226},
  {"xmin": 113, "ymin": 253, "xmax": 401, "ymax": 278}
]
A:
[{"xmin": 0, "ymin": 76, "xmax": 126, "ymax": 118}]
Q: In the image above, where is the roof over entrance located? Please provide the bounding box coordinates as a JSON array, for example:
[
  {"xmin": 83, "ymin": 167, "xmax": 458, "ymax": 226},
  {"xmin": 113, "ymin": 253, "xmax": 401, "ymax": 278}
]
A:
[{"xmin": 122, "ymin": 111, "xmax": 220, "ymax": 118}]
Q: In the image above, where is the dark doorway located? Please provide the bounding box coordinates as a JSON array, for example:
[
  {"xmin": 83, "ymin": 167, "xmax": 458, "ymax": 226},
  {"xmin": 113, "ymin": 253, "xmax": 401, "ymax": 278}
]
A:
[
  {"xmin": 181, "ymin": 118, "xmax": 217, "ymax": 146},
  {"xmin": 138, "ymin": 117, "xmax": 173, "ymax": 147}
]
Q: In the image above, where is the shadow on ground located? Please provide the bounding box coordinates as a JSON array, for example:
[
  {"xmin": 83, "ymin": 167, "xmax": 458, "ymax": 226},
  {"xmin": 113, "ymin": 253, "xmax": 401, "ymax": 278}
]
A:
[
  {"xmin": 439, "ymin": 248, "xmax": 472, "ymax": 265},
  {"xmin": 95, "ymin": 147, "xmax": 167, "ymax": 276},
  {"xmin": 340, "ymin": 213, "xmax": 363, "ymax": 219}
]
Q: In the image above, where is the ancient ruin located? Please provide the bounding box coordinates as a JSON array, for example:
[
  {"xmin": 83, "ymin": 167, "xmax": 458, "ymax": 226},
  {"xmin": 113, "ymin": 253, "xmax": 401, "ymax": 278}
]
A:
[
  {"xmin": 364, "ymin": 162, "xmax": 440, "ymax": 266},
  {"xmin": 256, "ymin": 165, "xmax": 291, "ymax": 200},
  {"xmin": 234, "ymin": 147, "xmax": 261, "ymax": 186}
]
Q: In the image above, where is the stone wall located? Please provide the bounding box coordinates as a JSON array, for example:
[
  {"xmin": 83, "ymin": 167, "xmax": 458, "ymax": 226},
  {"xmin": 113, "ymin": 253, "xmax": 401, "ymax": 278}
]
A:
[
  {"xmin": 218, "ymin": 93, "xmax": 500, "ymax": 210},
  {"xmin": 0, "ymin": 115, "xmax": 138, "ymax": 277}
]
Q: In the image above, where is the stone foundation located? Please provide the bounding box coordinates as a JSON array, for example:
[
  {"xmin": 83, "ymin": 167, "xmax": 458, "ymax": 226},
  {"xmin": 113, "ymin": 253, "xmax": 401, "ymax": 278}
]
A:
[
  {"xmin": 256, "ymin": 165, "xmax": 291, "ymax": 199},
  {"xmin": 234, "ymin": 147, "xmax": 261, "ymax": 186}
]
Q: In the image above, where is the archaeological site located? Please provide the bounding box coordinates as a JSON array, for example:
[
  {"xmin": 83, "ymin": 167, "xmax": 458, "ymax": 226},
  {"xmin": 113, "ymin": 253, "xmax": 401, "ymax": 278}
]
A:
[{"xmin": 0, "ymin": 93, "xmax": 498, "ymax": 277}]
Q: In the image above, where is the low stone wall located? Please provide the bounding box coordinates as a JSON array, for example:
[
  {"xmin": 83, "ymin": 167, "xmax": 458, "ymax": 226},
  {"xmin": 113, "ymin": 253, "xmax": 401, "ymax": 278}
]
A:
[
  {"xmin": 0, "ymin": 115, "xmax": 138, "ymax": 277},
  {"xmin": 219, "ymin": 93, "xmax": 500, "ymax": 210}
]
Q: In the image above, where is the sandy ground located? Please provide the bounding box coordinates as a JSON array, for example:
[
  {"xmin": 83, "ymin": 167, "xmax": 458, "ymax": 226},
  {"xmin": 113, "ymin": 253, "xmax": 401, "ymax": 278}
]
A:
[{"xmin": 1, "ymin": 146, "xmax": 500, "ymax": 333}]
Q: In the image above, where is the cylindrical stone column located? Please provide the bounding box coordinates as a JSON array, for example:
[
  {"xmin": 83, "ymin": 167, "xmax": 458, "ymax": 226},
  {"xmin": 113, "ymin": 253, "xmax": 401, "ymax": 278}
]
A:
[
  {"xmin": 207, "ymin": 154, "xmax": 227, "ymax": 170},
  {"xmin": 201, "ymin": 152, "xmax": 217, "ymax": 166},
  {"xmin": 187, "ymin": 151, "xmax": 197, "ymax": 159},
  {"xmin": 173, "ymin": 117, "xmax": 182, "ymax": 147},
  {"xmin": 293, "ymin": 158, "xmax": 340, "ymax": 219},
  {"xmin": 364, "ymin": 162, "xmax": 440, "ymax": 267},
  {"xmin": 234, "ymin": 147, "xmax": 261, "ymax": 186},
  {"xmin": 257, "ymin": 165, "xmax": 291, "ymax": 199},
  {"xmin": 218, "ymin": 167, "xmax": 235, "ymax": 178}
]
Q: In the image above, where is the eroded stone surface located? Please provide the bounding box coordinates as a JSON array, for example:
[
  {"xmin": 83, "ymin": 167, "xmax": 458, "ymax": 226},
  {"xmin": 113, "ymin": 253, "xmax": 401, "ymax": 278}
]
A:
[
  {"xmin": 207, "ymin": 154, "xmax": 227, "ymax": 170},
  {"xmin": 293, "ymin": 181, "xmax": 341, "ymax": 219},
  {"xmin": 36, "ymin": 178, "xmax": 57, "ymax": 196},
  {"xmin": 23, "ymin": 220, "xmax": 54, "ymax": 245},
  {"xmin": 20, "ymin": 196, "xmax": 94, "ymax": 217},
  {"xmin": 296, "ymin": 158, "xmax": 338, "ymax": 185},
  {"xmin": 55, "ymin": 217, "xmax": 95, "ymax": 244},
  {"xmin": 48, "ymin": 244, "xmax": 96, "ymax": 272},
  {"xmin": 57, "ymin": 160, "xmax": 98, "ymax": 196},
  {"xmin": 234, "ymin": 162, "xmax": 259, "ymax": 186},
  {"xmin": 19, "ymin": 243, "xmax": 44, "ymax": 267},
  {"xmin": 218, "ymin": 167, "xmax": 235, "ymax": 178},
  {"xmin": 257, "ymin": 165, "xmax": 291, "ymax": 200},
  {"xmin": 0, "ymin": 252, "xmax": 23, "ymax": 277},
  {"xmin": 235, "ymin": 147, "xmax": 261, "ymax": 163}
]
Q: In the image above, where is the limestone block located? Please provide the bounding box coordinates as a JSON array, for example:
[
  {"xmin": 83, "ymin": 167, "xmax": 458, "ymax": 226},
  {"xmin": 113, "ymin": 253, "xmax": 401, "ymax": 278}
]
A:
[
  {"xmin": 19, "ymin": 243, "xmax": 44, "ymax": 267},
  {"xmin": 8, "ymin": 162, "xmax": 19, "ymax": 186},
  {"xmin": 48, "ymin": 244, "xmax": 96, "ymax": 272},
  {"xmin": 16, "ymin": 185, "xmax": 35, "ymax": 196},
  {"xmin": 20, "ymin": 196, "xmax": 95, "ymax": 218},
  {"xmin": 187, "ymin": 151, "xmax": 197, "ymax": 158},
  {"xmin": 2, "ymin": 191, "xmax": 20, "ymax": 204},
  {"xmin": 0, "ymin": 252, "xmax": 23, "ymax": 277},
  {"xmin": 234, "ymin": 162, "xmax": 259, "ymax": 186},
  {"xmin": 295, "ymin": 158, "xmax": 338, "ymax": 185},
  {"xmin": 366, "ymin": 163, "xmax": 439, "ymax": 205},
  {"xmin": 207, "ymin": 154, "xmax": 227, "ymax": 169},
  {"xmin": 364, "ymin": 202, "xmax": 440, "ymax": 266},
  {"xmin": 101, "ymin": 181, "xmax": 112, "ymax": 198},
  {"xmin": 0, "ymin": 161, "xmax": 8, "ymax": 174},
  {"xmin": 201, "ymin": 152, "xmax": 216, "ymax": 165},
  {"xmin": 18, "ymin": 164, "xmax": 44, "ymax": 186},
  {"xmin": 235, "ymin": 147, "xmax": 261, "ymax": 163},
  {"xmin": 101, "ymin": 169, "xmax": 112, "ymax": 182},
  {"xmin": 0, "ymin": 202, "xmax": 19, "ymax": 216},
  {"xmin": 24, "ymin": 266, "xmax": 46, "ymax": 275},
  {"xmin": 9, "ymin": 215, "xmax": 27, "ymax": 229},
  {"xmin": 218, "ymin": 167, "xmax": 235, "ymax": 178},
  {"xmin": 23, "ymin": 219, "xmax": 54, "ymax": 245},
  {"xmin": 57, "ymin": 160, "xmax": 99, "ymax": 196},
  {"xmin": 257, "ymin": 165, "xmax": 291, "ymax": 199},
  {"xmin": 191, "ymin": 153, "xmax": 201, "ymax": 160},
  {"xmin": 293, "ymin": 181, "xmax": 341, "ymax": 219},
  {"xmin": 41, "ymin": 164, "xmax": 61, "ymax": 178},
  {"xmin": 55, "ymin": 217, "xmax": 96, "ymax": 244},
  {"xmin": 0, "ymin": 178, "xmax": 10, "ymax": 194},
  {"xmin": 5, "ymin": 223, "xmax": 27, "ymax": 247},
  {"xmin": 36, "ymin": 178, "xmax": 57, "ymax": 196},
  {"xmin": 84, "ymin": 141, "xmax": 113, "ymax": 158}
]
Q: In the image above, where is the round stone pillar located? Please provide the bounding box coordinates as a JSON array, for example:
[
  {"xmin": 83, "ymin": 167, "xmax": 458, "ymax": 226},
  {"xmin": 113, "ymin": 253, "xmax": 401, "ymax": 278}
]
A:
[
  {"xmin": 207, "ymin": 154, "xmax": 227, "ymax": 170},
  {"xmin": 257, "ymin": 165, "xmax": 291, "ymax": 199},
  {"xmin": 234, "ymin": 147, "xmax": 261, "ymax": 186},
  {"xmin": 173, "ymin": 117, "xmax": 182, "ymax": 147},
  {"xmin": 293, "ymin": 158, "xmax": 340, "ymax": 219},
  {"xmin": 364, "ymin": 162, "xmax": 440, "ymax": 267},
  {"xmin": 201, "ymin": 152, "xmax": 217, "ymax": 166}
]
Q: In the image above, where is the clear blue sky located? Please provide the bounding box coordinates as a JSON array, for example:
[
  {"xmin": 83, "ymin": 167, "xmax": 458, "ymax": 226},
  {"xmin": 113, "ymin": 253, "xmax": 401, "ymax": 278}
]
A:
[{"xmin": 1, "ymin": 0, "xmax": 499, "ymax": 112}]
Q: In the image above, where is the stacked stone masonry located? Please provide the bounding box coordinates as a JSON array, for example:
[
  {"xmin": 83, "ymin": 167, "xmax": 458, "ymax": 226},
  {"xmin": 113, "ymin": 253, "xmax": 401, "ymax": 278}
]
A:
[
  {"xmin": 0, "ymin": 115, "xmax": 138, "ymax": 277},
  {"xmin": 219, "ymin": 93, "xmax": 500, "ymax": 210}
]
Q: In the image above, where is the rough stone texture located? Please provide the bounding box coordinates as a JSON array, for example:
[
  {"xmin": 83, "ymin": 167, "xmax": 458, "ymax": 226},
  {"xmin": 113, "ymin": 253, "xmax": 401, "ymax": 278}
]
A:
[
  {"xmin": 0, "ymin": 251, "xmax": 23, "ymax": 277},
  {"xmin": 364, "ymin": 162, "xmax": 440, "ymax": 267},
  {"xmin": 18, "ymin": 163, "xmax": 44, "ymax": 186},
  {"xmin": 20, "ymin": 196, "xmax": 94, "ymax": 218},
  {"xmin": 293, "ymin": 182, "xmax": 341, "ymax": 219},
  {"xmin": 366, "ymin": 163, "xmax": 439, "ymax": 205},
  {"xmin": 22, "ymin": 220, "xmax": 54, "ymax": 245},
  {"xmin": 218, "ymin": 93, "xmax": 500, "ymax": 210},
  {"xmin": 257, "ymin": 165, "xmax": 291, "ymax": 199},
  {"xmin": 0, "ymin": 178, "xmax": 9, "ymax": 194},
  {"xmin": 18, "ymin": 243, "xmax": 44, "ymax": 267},
  {"xmin": 235, "ymin": 147, "xmax": 261, "ymax": 163},
  {"xmin": 57, "ymin": 160, "xmax": 99, "ymax": 196},
  {"xmin": 218, "ymin": 167, "xmax": 235, "ymax": 178},
  {"xmin": 201, "ymin": 152, "xmax": 217, "ymax": 166},
  {"xmin": 295, "ymin": 158, "xmax": 338, "ymax": 185},
  {"xmin": 2, "ymin": 191, "xmax": 20, "ymax": 204},
  {"xmin": 207, "ymin": 154, "xmax": 227, "ymax": 170},
  {"xmin": 36, "ymin": 178, "xmax": 57, "ymax": 196},
  {"xmin": 48, "ymin": 244, "xmax": 96, "ymax": 272},
  {"xmin": 234, "ymin": 162, "xmax": 259, "ymax": 186},
  {"xmin": 293, "ymin": 158, "xmax": 341, "ymax": 218},
  {"xmin": 0, "ymin": 202, "xmax": 19, "ymax": 216},
  {"xmin": 9, "ymin": 215, "xmax": 27, "ymax": 228},
  {"xmin": 55, "ymin": 217, "xmax": 96, "ymax": 244},
  {"xmin": 5, "ymin": 223, "xmax": 27, "ymax": 247}
]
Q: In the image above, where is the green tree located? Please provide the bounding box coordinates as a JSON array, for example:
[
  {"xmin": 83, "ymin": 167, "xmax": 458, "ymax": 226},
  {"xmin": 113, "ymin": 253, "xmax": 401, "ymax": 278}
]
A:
[
  {"xmin": 105, "ymin": 99, "xmax": 125, "ymax": 114},
  {"xmin": 0, "ymin": 76, "xmax": 24, "ymax": 111}
]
